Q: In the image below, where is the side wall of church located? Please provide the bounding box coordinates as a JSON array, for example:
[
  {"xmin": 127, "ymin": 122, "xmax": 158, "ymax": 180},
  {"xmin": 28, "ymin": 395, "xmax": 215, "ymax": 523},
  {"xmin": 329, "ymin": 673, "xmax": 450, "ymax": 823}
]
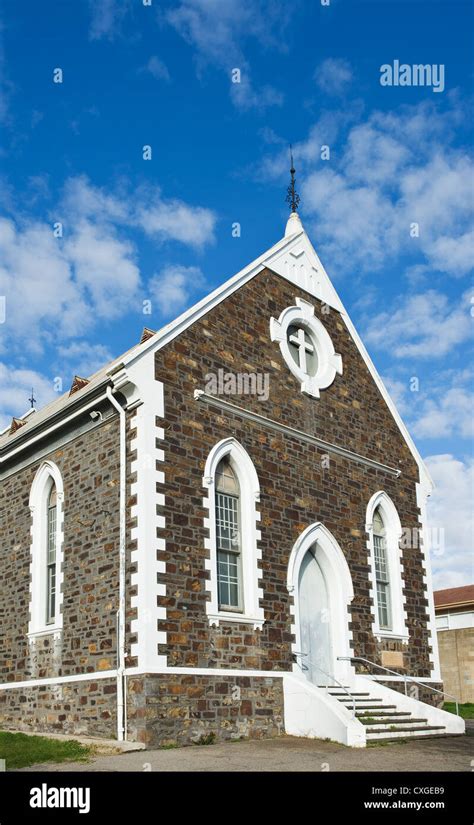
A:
[{"xmin": 0, "ymin": 410, "xmax": 137, "ymax": 738}]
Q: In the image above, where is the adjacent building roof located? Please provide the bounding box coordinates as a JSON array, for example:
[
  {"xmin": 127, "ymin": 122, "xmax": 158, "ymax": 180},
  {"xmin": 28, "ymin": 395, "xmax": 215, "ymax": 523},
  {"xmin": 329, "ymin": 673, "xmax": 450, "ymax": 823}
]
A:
[{"xmin": 434, "ymin": 585, "xmax": 474, "ymax": 611}]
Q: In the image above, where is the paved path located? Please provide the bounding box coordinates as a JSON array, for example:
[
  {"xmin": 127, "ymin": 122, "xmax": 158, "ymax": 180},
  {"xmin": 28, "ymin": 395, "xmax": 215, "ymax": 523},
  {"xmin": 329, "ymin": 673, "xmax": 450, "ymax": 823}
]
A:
[{"xmin": 19, "ymin": 731, "xmax": 473, "ymax": 772}]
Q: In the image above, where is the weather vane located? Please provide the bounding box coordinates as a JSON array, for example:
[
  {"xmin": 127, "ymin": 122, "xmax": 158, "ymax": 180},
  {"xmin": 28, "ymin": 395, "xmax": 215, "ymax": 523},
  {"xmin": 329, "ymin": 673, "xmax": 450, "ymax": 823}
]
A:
[
  {"xmin": 285, "ymin": 144, "xmax": 300, "ymax": 213},
  {"xmin": 28, "ymin": 387, "xmax": 36, "ymax": 409}
]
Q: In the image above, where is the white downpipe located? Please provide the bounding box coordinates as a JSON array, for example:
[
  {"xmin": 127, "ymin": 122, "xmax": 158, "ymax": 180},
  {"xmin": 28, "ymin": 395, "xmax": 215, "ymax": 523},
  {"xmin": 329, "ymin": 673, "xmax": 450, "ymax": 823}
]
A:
[{"xmin": 106, "ymin": 386, "xmax": 127, "ymax": 742}]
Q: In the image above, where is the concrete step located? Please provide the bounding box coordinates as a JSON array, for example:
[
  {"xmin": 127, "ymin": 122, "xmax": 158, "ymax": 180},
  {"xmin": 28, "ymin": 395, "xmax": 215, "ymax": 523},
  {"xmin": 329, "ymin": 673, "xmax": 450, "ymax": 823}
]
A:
[
  {"xmin": 356, "ymin": 711, "xmax": 412, "ymax": 718},
  {"xmin": 338, "ymin": 702, "xmax": 396, "ymax": 710},
  {"xmin": 366, "ymin": 725, "xmax": 446, "ymax": 740},
  {"xmin": 328, "ymin": 692, "xmax": 371, "ymax": 697},
  {"xmin": 359, "ymin": 717, "xmax": 428, "ymax": 727}
]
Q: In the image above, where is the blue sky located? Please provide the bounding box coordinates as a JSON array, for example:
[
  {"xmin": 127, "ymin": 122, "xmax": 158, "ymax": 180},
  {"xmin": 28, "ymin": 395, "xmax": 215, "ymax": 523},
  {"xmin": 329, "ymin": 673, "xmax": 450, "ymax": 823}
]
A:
[{"xmin": 0, "ymin": 0, "xmax": 472, "ymax": 587}]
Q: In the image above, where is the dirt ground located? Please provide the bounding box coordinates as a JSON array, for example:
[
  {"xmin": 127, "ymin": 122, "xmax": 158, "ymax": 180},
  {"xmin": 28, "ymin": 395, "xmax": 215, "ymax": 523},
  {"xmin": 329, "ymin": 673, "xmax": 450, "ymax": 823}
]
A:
[{"xmin": 18, "ymin": 726, "xmax": 473, "ymax": 772}]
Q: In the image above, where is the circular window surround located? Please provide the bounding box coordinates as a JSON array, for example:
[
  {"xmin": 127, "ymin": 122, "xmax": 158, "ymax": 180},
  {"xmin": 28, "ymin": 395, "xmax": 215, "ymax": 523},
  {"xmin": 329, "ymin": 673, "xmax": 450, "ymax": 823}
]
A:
[{"xmin": 270, "ymin": 297, "xmax": 343, "ymax": 398}]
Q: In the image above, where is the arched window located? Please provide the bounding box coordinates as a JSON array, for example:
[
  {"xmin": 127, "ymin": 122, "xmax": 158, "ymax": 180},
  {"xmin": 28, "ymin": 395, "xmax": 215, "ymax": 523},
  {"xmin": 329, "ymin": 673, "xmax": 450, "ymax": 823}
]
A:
[
  {"xmin": 203, "ymin": 438, "xmax": 264, "ymax": 629},
  {"xmin": 366, "ymin": 492, "xmax": 408, "ymax": 642},
  {"xmin": 28, "ymin": 461, "xmax": 64, "ymax": 636},
  {"xmin": 215, "ymin": 459, "xmax": 242, "ymax": 611},
  {"xmin": 372, "ymin": 507, "xmax": 391, "ymax": 630},
  {"xmin": 46, "ymin": 482, "xmax": 58, "ymax": 625}
]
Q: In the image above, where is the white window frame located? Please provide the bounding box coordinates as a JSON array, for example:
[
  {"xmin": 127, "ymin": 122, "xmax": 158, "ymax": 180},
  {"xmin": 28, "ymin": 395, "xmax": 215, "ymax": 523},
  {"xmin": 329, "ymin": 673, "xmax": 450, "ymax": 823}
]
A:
[
  {"xmin": 203, "ymin": 438, "xmax": 264, "ymax": 629},
  {"xmin": 366, "ymin": 491, "xmax": 408, "ymax": 643},
  {"xmin": 270, "ymin": 297, "xmax": 342, "ymax": 398},
  {"xmin": 28, "ymin": 461, "xmax": 64, "ymax": 638}
]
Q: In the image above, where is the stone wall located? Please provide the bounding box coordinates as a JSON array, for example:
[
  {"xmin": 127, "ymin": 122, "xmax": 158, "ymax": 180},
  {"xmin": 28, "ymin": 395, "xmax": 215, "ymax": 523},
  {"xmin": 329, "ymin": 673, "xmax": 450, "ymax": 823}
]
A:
[
  {"xmin": 154, "ymin": 266, "xmax": 434, "ymax": 682},
  {"xmin": 0, "ymin": 677, "xmax": 117, "ymax": 738},
  {"xmin": 0, "ymin": 409, "xmax": 137, "ymax": 738},
  {"xmin": 438, "ymin": 628, "xmax": 474, "ymax": 703},
  {"xmin": 126, "ymin": 673, "xmax": 284, "ymax": 746}
]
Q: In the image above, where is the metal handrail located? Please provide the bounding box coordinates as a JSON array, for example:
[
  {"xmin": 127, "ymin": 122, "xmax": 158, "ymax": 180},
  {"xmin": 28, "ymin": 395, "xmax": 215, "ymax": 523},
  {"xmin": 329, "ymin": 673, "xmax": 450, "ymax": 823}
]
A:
[
  {"xmin": 294, "ymin": 651, "xmax": 356, "ymax": 717},
  {"xmin": 338, "ymin": 656, "xmax": 460, "ymax": 716}
]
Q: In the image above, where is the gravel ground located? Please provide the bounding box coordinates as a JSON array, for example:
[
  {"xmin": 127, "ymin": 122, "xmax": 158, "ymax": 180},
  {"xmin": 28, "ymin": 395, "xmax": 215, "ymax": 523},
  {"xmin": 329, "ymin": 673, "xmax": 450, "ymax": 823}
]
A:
[{"xmin": 18, "ymin": 728, "xmax": 473, "ymax": 772}]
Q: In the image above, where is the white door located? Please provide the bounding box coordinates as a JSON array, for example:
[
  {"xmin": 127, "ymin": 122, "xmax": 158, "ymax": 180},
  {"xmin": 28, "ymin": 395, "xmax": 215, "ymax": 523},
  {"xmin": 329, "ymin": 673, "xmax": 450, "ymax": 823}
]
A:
[{"xmin": 298, "ymin": 547, "xmax": 333, "ymax": 685}]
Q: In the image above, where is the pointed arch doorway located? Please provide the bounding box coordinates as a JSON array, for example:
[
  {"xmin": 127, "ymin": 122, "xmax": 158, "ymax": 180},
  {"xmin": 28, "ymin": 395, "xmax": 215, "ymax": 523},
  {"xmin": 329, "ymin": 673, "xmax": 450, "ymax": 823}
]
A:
[{"xmin": 287, "ymin": 523, "xmax": 355, "ymax": 686}]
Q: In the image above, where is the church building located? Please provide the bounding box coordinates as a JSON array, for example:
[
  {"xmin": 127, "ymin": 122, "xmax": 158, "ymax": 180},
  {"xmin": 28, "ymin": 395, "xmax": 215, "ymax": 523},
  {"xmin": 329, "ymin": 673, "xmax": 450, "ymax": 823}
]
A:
[{"xmin": 0, "ymin": 184, "xmax": 464, "ymax": 746}]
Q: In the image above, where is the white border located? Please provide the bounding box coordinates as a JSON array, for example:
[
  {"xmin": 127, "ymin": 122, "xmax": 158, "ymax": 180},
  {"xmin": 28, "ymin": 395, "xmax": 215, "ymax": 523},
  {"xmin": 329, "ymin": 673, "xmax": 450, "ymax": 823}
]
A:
[
  {"xmin": 270, "ymin": 297, "xmax": 342, "ymax": 397},
  {"xmin": 287, "ymin": 522, "xmax": 355, "ymax": 685},
  {"xmin": 28, "ymin": 460, "xmax": 64, "ymax": 637},
  {"xmin": 202, "ymin": 438, "xmax": 264, "ymax": 629},
  {"xmin": 365, "ymin": 491, "xmax": 409, "ymax": 642}
]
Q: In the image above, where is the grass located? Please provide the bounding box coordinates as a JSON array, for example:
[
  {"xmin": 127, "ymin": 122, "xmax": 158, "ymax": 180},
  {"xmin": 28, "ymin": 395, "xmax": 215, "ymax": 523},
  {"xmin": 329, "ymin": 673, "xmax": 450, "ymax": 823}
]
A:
[
  {"xmin": 443, "ymin": 702, "xmax": 474, "ymax": 719},
  {"xmin": 0, "ymin": 731, "xmax": 93, "ymax": 770}
]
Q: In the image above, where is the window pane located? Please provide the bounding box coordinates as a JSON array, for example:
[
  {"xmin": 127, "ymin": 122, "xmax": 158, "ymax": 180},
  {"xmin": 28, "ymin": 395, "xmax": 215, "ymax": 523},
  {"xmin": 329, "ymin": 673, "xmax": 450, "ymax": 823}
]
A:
[
  {"xmin": 373, "ymin": 507, "xmax": 384, "ymax": 535},
  {"xmin": 215, "ymin": 481, "xmax": 241, "ymax": 609},
  {"xmin": 217, "ymin": 550, "xmax": 240, "ymax": 609},
  {"xmin": 373, "ymin": 512, "xmax": 392, "ymax": 629},
  {"xmin": 215, "ymin": 460, "xmax": 239, "ymax": 495},
  {"xmin": 374, "ymin": 535, "xmax": 389, "ymax": 582},
  {"xmin": 377, "ymin": 581, "xmax": 390, "ymax": 629},
  {"xmin": 47, "ymin": 505, "xmax": 57, "ymax": 564},
  {"xmin": 216, "ymin": 492, "xmax": 239, "ymax": 552},
  {"xmin": 46, "ymin": 494, "xmax": 57, "ymax": 624},
  {"xmin": 47, "ymin": 565, "xmax": 56, "ymax": 624}
]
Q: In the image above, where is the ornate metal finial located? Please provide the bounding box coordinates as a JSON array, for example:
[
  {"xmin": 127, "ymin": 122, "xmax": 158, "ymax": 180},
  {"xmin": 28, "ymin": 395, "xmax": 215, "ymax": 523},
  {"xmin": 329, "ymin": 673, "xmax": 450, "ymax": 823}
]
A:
[
  {"xmin": 285, "ymin": 144, "xmax": 300, "ymax": 213},
  {"xmin": 28, "ymin": 387, "xmax": 36, "ymax": 409}
]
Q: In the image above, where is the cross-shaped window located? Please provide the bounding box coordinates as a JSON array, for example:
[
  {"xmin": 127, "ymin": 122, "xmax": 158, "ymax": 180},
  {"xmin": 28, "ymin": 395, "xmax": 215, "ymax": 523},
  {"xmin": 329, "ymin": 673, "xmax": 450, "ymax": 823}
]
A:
[{"xmin": 287, "ymin": 324, "xmax": 318, "ymax": 376}]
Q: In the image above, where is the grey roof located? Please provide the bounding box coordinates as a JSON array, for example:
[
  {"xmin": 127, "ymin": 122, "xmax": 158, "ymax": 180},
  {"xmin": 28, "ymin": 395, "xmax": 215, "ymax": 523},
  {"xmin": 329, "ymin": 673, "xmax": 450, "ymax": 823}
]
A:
[{"xmin": 0, "ymin": 338, "xmax": 143, "ymax": 452}]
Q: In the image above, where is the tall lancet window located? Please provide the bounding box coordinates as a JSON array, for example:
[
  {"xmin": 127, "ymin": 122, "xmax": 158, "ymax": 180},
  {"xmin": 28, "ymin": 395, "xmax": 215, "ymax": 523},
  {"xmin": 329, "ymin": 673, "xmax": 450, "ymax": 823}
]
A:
[
  {"xmin": 215, "ymin": 458, "xmax": 242, "ymax": 611},
  {"xmin": 46, "ymin": 483, "xmax": 58, "ymax": 624},
  {"xmin": 373, "ymin": 507, "xmax": 391, "ymax": 630}
]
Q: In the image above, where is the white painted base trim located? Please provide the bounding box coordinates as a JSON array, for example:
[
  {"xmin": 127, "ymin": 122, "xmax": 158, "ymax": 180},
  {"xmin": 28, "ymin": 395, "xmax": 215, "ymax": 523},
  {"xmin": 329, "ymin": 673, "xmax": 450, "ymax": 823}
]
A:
[
  {"xmin": 0, "ymin": 670, "xmax": 117, "ymax": 691},
  {"xmin": 0, "ymin": 667, "xmax": 292, "ymax": 691},
  {"xmin": 123, "ymin": 666, "xmax": 288, "ymax": 679}
]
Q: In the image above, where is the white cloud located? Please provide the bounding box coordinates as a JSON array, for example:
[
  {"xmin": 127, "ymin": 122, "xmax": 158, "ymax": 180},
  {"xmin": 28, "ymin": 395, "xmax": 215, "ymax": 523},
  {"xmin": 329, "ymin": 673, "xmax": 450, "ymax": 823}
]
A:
[
  {"xmin": 0, "ymin": 217, "xmax": 90, "ymax": 348},
  {"xmin": 88, "ymin": 0, "xmax": 131, "ymax": 41},
  {"xmin": 55, "ymin": 342, "xmax": 113, "ymax": 378},
  {"xmin": 0, "ymin": 176, "xmax": 217, "ymax": 352},
  {"xmin": 314, "ymin": 58, "xmax": 353, "ymax": 97},
  {"xmin": 413, "ymin": 387, "xmax": 474, "ymax": 440},
  {"xmin": 135, "ymin": 193, "xmax": 216, "ymax": 248},
  {"xmin": 364, "ymin": 290, "xmax": 471, "ymax": 358},
  {"xmin": 381, "ymin": 367, "xmax": 473, "ymax": 441},
  {"xmin": 425, "ymin": 454, "xmax": 474, "ymax": 590},
  {"xmin": 265, "ymin": 100, "xmax": 473, "ymax": 278},
  {"xmin": 166, "ymin": 0, "xmax": 288, "ymax": 110},
  {"xmin": 149, "ymin": 264, "xmax": 205, "ymax": 316},
  {"xmin": 65, "ymin": 220, "xmax": 140, "ymax": 318},
  {"xmin": 0, "ymin": 362, "xmax": 57, "ymax": 429},
  {"xmin": 143, "ymin": 56, "xmax": 171, "ymax": 83},
  {"xmin": 230, "ymin": 75, "xmax": 283, "ymax": 111},
  {"xmin": 62, "ymin": 175, "xmax": 217, "ymax": 249}
]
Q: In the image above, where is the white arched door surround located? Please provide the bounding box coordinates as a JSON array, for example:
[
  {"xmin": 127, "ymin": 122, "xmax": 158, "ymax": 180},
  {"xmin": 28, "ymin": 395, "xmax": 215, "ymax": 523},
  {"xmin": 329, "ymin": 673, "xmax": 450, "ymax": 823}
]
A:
[{"xmin": 288, "ymin": 523, "xmax": 355, "ymax": 685}]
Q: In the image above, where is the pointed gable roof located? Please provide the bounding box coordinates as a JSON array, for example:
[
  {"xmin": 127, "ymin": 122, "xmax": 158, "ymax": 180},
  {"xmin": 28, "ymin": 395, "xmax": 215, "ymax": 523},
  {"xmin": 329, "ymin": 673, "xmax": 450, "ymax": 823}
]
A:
[{"xmin": 0, "ymin": 217, "xmax": 433, "ymax": 491}]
